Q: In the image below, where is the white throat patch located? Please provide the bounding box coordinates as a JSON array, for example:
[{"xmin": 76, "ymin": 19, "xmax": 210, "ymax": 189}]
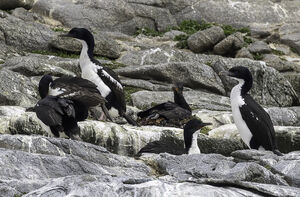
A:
[
  {"xmin": 230, "ymin": 78, "xmax": 253, "ymax": 148},
  {"xmin": 188, "ymin": 131, "xmax": 201, "ymax": 154}
]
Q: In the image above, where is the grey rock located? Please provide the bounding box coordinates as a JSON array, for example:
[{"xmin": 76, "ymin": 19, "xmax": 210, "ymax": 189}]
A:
[
  {"xmin": 267, "ymin": 107, "xmax": 300, "ymax": 127},
  {"xmin": 0, "ymin": 42, "xmax": 21, "ymax": 61},
  {"xmin": 0, "ymin": 13, "xmax": 56, "ymax": 51},
  {"xmin": 235, "ymin": 47, "xmax": 254, "ymax": 59},
  {"xmin": 155, "ymin": 153, "xmax": 287, "ymax": 185},
  {"xmin": 173, "ymin": 0, "xmax": 300, "ymax": 28},
  {"xmin": 121, "ymin": 78, "xmax": 171, "ymax": 91},
  {"xmin": 11, "ymin": 7, "xmax": 40, "ymax": 22},
  {"xmin": 51, "ymin": 33, "xmax": 121, "ymax": 59},
  {"xmin": 283, "ymin": 72, "xmax": 300, "ymax": 97},
  {"xmin": 187, "ymin": 26, "xmax": 225, "ymax": 53},
  {"xmin": 116, "ymin": 62, "xmax": 225, "ymax": 95},
  {"xmin": 232, "ymin": 150, "xmax": 300, "ymax": 187},
  {"xmin": 131, "ymin": 90, "xmax": 231, "ymax": 111},
  {"xmin": 3, "ymin": 54, "xmax": 77, "ymax": 77},
  {"xmin": 0, "ymin": 0, "xmax": 34, "ymax": 10},
  {"xmin": 263, "ymin": 54, "xmax": 294, "ymax": 72},
  {"xmin": 248, "ymin": 41, "xmax": 272, "ymax": 54},
  {"xmin": 279, "ymin": 23, "xmax": 300, "ymax": 55},
  {"xmin": 0, "ymin": 69, "xmax": 38, "ymax": 107},
  {"xmin": 163, "ymin": 30, "xmax": 187, "ymax": 40},
  {"xmin": 213, "ymin": 32, "xmax": 244, "ymax": 55}
]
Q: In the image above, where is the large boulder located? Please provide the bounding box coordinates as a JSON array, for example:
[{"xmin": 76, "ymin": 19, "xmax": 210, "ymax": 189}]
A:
[
  {"xmin": 279, "ymin": 23, "xmax": 300, "ymax": 55},
  {"xmin": 213, "ymin": 32, "xmax": 244, "ymax": 56},
  {"xmin": 3, "ymin": 54, "xmax": 78, "ymax": 77},
  {"xmin": 0, "ymin": 69, "xmax": 38, "ymax": 107},
  {"xmin": 187, "ymin": 26, "xmax": 225, "ymax": 53},
  {"xmin": 0, "ymin": 11, "xmax": 56, "ymax": 51},
  {"xmin": 0, "ymin": 0, "xmax": 34, "ymax": 10},
  {"xmin": 116, "ymin": 62, "xmax": 225, "ymax": 95}
]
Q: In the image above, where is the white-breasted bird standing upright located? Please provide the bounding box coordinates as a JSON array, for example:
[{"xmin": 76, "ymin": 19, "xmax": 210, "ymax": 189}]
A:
[
  {"xmin": 60, "ymin": 28, "xmax": 137, "ymax": 125},
  {"xmin": 226, "ymin": 66, "xmax": 282, "ymax": 156}
]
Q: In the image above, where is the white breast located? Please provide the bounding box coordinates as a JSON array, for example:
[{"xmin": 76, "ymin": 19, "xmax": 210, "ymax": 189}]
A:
[
  {"xmin": 188, "ymin": 131, "xmax": 201, "ymax": 154},
  {"xmin": 48, "ymin": 83, "xmax": 65, "ymax": 96},
  {"xmin": 79, "ymin": 41, "xmax": 111, "ymax": 97},
  {"xmin": 230, "ymin": 79, "xmax": 253, "ymax": 148}
]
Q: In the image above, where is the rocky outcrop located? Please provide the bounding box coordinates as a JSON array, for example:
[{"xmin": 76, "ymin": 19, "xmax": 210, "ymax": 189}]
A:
[
  {"xmin": 117, "ymin": 61, "xmax": 225, "ymax": 95},
  {"xmin": 213, "ymin": 32, "xmax": 244, "ymax": 56},
  {"xmin": 187, "ymin": 26, "xmax": 225, "ymax": 53}
]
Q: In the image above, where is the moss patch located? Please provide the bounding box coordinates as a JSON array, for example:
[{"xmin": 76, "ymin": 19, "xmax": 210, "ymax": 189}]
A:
[
  {"xmin": 135, "ymin": 27, "xmax": 164, "ymax": 37},
  {"xmin": 252, "ymin": 52, "xmax": 264, "ymax": 60},
  {"xmin": 0, "ymin": 60, "xmax": 5, "ymax": 64},
  {"xmin": 243, "ymin": 36, "xmax": 253, "ymax": 45},
  {"xmin": 124, "ymin": 86, "xmax": 143, "ymax": 105},
  {"xmin": 271, "ymin": 49, "xmax": 285, "ymax": 56},
  {"xmin": 221, "ymin": 25, "xmax": 251, "ymax": 36},
  {"xmin": 52, "ymin": 27, "xmax": 68, "ymax": 32},
  {"xmin": 200, "ymin": 126, "xmax": 211, "ymax": 135}
]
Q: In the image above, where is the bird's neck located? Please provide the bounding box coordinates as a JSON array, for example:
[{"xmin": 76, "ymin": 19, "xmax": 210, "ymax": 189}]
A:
[
  {"xmin": 79, "ymin": 40, "xmax": 95, "ymax": 67},
  {"xmin": 187, "ymin": 131, "xmax": 200, "ymax": 154},
  {"xmin": 174, "ymin": 91, "xmax": 191, "ymax": 111},
  {"xmin": 38, "ymin": 81, "xmax": 51, "ymax": 99}
]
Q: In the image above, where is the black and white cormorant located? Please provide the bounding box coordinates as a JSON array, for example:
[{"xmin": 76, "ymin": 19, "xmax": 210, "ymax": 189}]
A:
[
  {"xmin": 60, "ymin": 28, "xmax": 137, "ymax": 126},
  {"xmin": 226, "ymin": 66, "xmax": 282, "ymax": 156},
  {"xmin": 137, "ymin": 119, "xmax": 211, "ymax": 155},
  {"xmin": 35, "ymin": 74, "xmax": 110, "ymax": 139},
  {"xmin": 137, "ymin": 82, "xmax": 192, "ymax": 127}
]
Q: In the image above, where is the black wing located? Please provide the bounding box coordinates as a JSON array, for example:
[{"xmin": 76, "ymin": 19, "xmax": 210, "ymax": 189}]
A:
[
  {"xmin": 35, "ymin": 96, "xmax": 64, "ymax": 126},
  {"xmin": 240, "ymin": 94, "xmax": 277, "ymax": 150},
  {"xmin": 52, "ymin": 76, "xmax": 106, "ymax": 107},
  {"xmin": 97, "ymin": 66, "xmax": 126, "ymax": 112},
  {"xmin": 137, "ymin": 102, "xmax": 176, "ymax": 118}
]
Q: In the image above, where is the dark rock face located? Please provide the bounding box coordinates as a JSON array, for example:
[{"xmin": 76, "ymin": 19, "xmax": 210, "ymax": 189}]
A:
[
  {"xmin": 187, "ymin": 26, "xmax": 225, "ymax": 53},
  {"xmin": 0, "ymin": 0, "xmax": 34, "ymax": 10}
]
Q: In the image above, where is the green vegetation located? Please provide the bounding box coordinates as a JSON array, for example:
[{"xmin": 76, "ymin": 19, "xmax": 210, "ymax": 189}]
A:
[
  {"xmin": 200, "ymin": 126, "xmax": 211, "ymax": 135},
  {"xmin": 221, "ymin": 24, "xmax": 251, "ymax": 36},
  {"xmin": 52, "ymin": 27, "xmax": 68, "ymax": 32},
  {"xmin": 0, "ymin": 60, "xmax": 5, "ymax": 64},
  {"xmin": 135, "ymin": 27, "xmax": 164, "ymax": 37},
  {"xmin": 102, "ymin": 61, "xmax": 127, "ymax": 70},
  {"xmin": 175, "ymin": 20, "xmax": 213, "ymax": 35},
  {"xmin": 243, "ymin": 36, "xmax": 253, "ymax": 45},
  {"xmin": 290, "ymin": 47, "xmax": 298, "ymax": 54},
  {"xmin": 271, "ymin": 49, "xmax": 285, "ymax": 56},
  {"xmin": 252, "ymin": 52, "xmax": 264, "ymax": 60},
  {"xmin": 30, "ymin": 49, "xmax": 80, "ymax": 59},
  {"xmin": 174, "ymin": 34, "xmax": 189, "ymax": 49},
  {"xmin": 124, "ymin": 86, "xmax": 143, "ymax": 104}
]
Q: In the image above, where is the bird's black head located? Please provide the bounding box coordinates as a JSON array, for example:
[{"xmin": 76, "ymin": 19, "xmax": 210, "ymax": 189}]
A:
[
  {"xmin": 61, "ymin": 28, "xmax": 94, "ymax": 41},
  {"xmin": 228, "ymin": 66, "xmax": 253, "ymax": 81},
  {"xmin": 172, "ymin": 82, "xmax": 184, "ymax": 94},
  {"xmin": 39, "ymin": 75, "xmax": 53, "ymax": 99},
  {"xmin": 184, "ymin": 119, "xmax": 211, "ymax": 152}
]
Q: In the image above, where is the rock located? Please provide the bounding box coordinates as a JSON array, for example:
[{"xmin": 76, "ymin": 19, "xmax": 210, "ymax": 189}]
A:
[
  {"xmin": 279, "ymin": 23, "xmax": 300, "ymax": 55},
  {"xmin": 11, "ymin": 7, "xmax": 41, "ymax": 22},
  {"xmin": 3, "ymin": 54, "xmax": 77, "ymax": 77},
  {"xmin": 155, "ymin": 153, "xmax": 287, "ymax": 185},
  {"xmin": 187, "ymin": 26, "xmax": 225, "ymax": 53},
  {"xmin": 213, "ymin": 32, "xmax": 244, "ymax": 56},
  {"xmin": 0, "ymin": 42, "xmax": 21, "ymax": 61},
  {"xmin": 173, "ymin": 0, "xmax": 300, "ymax": 28},
  {"xmin": 266, "ymin": 107, "xmax": 300, "ymax": 127},
  {"xmin": 0, "ymin": 69, "xmax": 38, "ymax": 107},
  {"xmin": 50, "ymin": 33, "xmax": 121, "ymax": 59},
  {"xmin": 131, "ymin": 90, "xmax": 230, "ymax": 111},
  {"xmin": 0, "ymin": 0, "xmax": 34, "ymax": 10},
  {"xmin": 263, "ymin": 54, "xmax": 294, "ymax": 72},
  {"xmin": 0, "ymin": 13, "xmax": 56, "ymax": 51},
  {"xmin": 163, "ymin": 30, "xmax": 187, "ymax": 40},
  {"xmin": 283, "ymin": 72, "xmax": 300, "ymax": 97},
  {"xmin": 248, "ymin": 41, "xmax": 272, "ymax": 54},
  {"xmin": 235, "ymin": 47, "xmax": 254, "ymax": 59},
  {"xmin": 269, "ymin": 43, "xmax": 290, "ymax": 55},
  {"xmin": 232, "ymin": 150, "xmax": 300, "ymax": 188},
  {"xmin": 117, "ymin": 62, "xmax": 225, "ymax": 95},
  {"xmin": 121, "ymin": 78, "xmax": 171, "ymax": 91}
]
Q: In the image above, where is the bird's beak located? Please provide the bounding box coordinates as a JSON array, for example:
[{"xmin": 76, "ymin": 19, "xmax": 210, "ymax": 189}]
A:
[{"xmin": 202, "ymin": 122, "xmax": 212, "ymax": 127}]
